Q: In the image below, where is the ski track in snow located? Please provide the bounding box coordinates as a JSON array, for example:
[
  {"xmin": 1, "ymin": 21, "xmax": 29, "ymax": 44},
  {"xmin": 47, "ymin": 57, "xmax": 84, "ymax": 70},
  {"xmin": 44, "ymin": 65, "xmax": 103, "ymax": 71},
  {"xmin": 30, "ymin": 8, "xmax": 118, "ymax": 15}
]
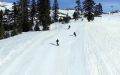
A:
[{"xmin": 0, "ymin": 12, "xmax": 120, "ymax": 75}]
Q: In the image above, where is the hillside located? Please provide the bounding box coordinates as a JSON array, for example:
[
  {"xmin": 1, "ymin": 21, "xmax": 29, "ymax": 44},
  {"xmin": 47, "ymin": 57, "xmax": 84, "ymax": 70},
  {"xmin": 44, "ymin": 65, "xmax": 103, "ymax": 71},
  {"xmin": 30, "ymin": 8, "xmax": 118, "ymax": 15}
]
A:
[{"xmin": 0, "ymin": 11, "xmax": 120, "ymax": 75}]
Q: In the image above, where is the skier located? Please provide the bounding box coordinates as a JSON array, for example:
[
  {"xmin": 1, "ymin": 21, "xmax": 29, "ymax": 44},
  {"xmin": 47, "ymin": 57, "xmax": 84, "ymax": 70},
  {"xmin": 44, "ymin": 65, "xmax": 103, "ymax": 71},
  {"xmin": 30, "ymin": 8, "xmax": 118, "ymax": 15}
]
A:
[
  {"xmin": 56, "ymin": 39, "xmax": 59, "ymax": 46},
  {"xmin": 73, "ymin": 32, "xmax": 77, "ymax": 37},
  {"xmin": 68, "ymin": 25, "xmax": 71, "ymax": 30}
]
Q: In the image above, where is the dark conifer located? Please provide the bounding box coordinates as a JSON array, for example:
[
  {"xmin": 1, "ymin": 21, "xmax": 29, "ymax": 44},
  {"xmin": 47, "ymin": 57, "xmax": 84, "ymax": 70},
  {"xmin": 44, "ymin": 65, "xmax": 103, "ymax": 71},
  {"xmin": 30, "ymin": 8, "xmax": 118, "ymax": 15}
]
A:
[
  {"xmin": 98, "ymin": 3, "xmax": 103, "ymax": 15},
  {"xmin": 52, "ymin": 0, "xmax": 59, "ymax": 22},
  {"xmin": 30, "ymin": 0, "xmax": 36, "ymax": 30},
  {"xmin": 11, "ymin": 29, "xmax": 18, "ymax": 36},
  {"xmin": 75, "ymin": 0, "xmax": 82, "ymax": 15},
  {"xmin": 37, "ymin": 0, "xmax": 51, "ymax": 30},
  {"xmin": 0, "ymin": 10, "xmax": 5, "ymax": 39},
  {"xmin": 13, "ymin": 2, "xmax": 18, "ymax": 24},
  {"xmin": 20, "ymin": 0, "xmax": 31, "ymax": 32},
  {"xmin": 13, "ymin": 2, "xmax": 24, "ymax": 34},
  {"xmin": 34, "ymin": 22, "xmax": 40, "ymax": 31},
  {"xmin": 94, "ymin": 3, "xmax": 103, "ymax": 16},
  {"xmin": 3, "ymin": 9, "xmax": 10, "ymax": 31},
  {"xmin": 83, "ymin": 0, "xmax": 95, "ymax": 21},
  {"xmin": 73, "ymin": 11, "xmax": 79, "ymax": 20},
  {"xmin": 12, "ymin": 2, "xmax": 18, "ymax": 33}
]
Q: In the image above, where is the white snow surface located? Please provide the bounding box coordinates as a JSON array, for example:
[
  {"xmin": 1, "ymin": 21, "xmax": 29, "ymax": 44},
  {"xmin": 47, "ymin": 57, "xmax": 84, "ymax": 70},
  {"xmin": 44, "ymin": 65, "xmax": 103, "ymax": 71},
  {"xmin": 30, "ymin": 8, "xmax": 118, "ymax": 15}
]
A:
[
  {"xmin": 0, "ymin": 11, "xmax": 120, "ymax": 75},
  {"xmin": 59, "ymin": 9, "xmax": 74, "ymax": 17},
  {"xmin": 0, "ymin": 2, "xmax": 12, "ymax": 10}
]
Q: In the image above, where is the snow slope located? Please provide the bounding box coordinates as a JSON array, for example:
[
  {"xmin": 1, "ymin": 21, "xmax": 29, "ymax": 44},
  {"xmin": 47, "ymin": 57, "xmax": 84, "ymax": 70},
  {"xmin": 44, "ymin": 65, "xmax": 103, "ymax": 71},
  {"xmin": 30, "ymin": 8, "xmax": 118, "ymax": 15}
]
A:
[
  {"xmin": 0, "ymin": 12, "xmax": 120, "ymax": 75},
  {"xmin": 0, "ymin": 2, "xmax": 12, "ymax": 10}
]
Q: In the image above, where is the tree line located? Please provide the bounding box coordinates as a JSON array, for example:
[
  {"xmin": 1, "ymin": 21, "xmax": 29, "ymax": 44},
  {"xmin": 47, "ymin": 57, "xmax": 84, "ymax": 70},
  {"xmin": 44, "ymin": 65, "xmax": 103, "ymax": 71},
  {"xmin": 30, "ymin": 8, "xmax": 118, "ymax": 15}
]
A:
[
  {"xmin": 0, "ymin": 0, "xmax": 103, "ymax": 40},
  {"xmin": 73, "ymin": 0, "xmax": 103, "ymax": 21}
]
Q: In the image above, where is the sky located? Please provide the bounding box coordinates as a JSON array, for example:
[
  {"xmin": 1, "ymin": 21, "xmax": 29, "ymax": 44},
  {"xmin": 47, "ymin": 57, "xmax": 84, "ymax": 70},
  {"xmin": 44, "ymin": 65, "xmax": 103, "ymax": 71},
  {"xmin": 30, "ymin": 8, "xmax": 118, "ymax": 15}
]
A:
[{"xmin": 1, "ymin": 0, "xmax": 120, "ymax": 12}]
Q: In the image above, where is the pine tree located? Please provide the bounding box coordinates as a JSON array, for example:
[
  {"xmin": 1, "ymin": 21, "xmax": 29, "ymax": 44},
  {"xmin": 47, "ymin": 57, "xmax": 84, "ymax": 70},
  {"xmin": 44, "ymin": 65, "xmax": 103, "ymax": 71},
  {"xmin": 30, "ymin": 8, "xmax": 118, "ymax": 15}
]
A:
[
  {"xmin": 94, "ymin": 3, "xmax": 103, "ymax": 16},
  {"xmin": 52, "ymin": 0, "xmax": 59, "ymax": 22},
  {"xmin": 98, "ymin": 3, "xmax": 103, "ymax": 15},
  {"xmin": 13, "ymin": 2, "xmax": 18, "ymax": 24},
  {"xmin": 19, "ymin": 0, "xmax": 31, "ymax": 32},
  {"xmin": 16, "ymin": 1, "xmax": 23, "ymax": 33},
  {"xmin": 94, "ymin": 4, "xmax": 99, "ymax": 16},
  {"xmin": 75, "ymin": 0, "xmax": 82, "ymax": 15},
  {"xmin": 3, "ymin": 9, "xmax": 10, "ymax": 31},
  {"xmin": 73, "ymin": 11, "xmax": 79, "ymax": 20},
  {"xmin": 37, "ymin": 0, "xmax": 51, "ymax": 30},
  {"xmin": 30, "ymin": 0, "xmax": 36, "ymax": 30},
  {"xmin": 0, "ymin": 10, "xmax": 5, "ymax": 39},
  {"xmin": 12, "ymin": 2, "xmax": 18, "ymax": 33},
  {"xmin": 83, "ymin": 0, "xmax": 95, "ymax": 21}
]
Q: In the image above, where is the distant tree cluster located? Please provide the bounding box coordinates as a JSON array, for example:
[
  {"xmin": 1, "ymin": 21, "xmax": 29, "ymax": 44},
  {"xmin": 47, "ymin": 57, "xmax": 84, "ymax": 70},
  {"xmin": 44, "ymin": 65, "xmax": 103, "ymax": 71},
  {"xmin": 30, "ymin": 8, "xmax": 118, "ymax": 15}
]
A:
[
  {"xmin": 0, "ymin": 0, "xmax": 52, "ymax": 39},
  {"xmin": 73, "ymin": 0, "xmax": 103, "ymax": 22},
  {"xmin": 0, "ymin": 0, "xmax": 103, "ymax": 40}
]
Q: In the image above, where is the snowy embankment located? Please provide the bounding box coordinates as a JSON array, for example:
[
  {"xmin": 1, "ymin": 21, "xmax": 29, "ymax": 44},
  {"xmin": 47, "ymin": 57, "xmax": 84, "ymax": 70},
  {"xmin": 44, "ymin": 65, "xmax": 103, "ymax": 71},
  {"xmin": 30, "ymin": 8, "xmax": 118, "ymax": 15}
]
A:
[
  {"xmin": 0, "ymin": 11, "xmax": 120, "ymax": 75},
  {"xmin": 0, "ymin": 2, "xmax": 12, "ymax": 10}
]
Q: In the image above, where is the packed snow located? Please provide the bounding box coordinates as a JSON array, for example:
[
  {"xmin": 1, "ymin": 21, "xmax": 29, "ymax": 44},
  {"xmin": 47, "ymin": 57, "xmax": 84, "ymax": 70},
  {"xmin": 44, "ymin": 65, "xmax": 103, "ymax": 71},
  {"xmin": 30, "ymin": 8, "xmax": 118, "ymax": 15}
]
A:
[{"xmin": 0, "ymin": 10, "xmax": 120, "ymax": 75}]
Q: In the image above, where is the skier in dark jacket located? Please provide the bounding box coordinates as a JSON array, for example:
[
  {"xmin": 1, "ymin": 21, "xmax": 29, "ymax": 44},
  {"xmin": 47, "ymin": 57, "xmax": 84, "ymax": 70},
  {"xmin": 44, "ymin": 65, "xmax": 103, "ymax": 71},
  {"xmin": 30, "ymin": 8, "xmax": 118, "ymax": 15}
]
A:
[
  {"xmin": 73, "ymin": 32, "xmax": 77, "ymax": 37},
  {"xmin": 68, "ymin": 25, "xmax": 71, "ymax": 30},
  {"xmin": 56, "ymin": 39, "xmax": 59, "ymax": 46}
]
